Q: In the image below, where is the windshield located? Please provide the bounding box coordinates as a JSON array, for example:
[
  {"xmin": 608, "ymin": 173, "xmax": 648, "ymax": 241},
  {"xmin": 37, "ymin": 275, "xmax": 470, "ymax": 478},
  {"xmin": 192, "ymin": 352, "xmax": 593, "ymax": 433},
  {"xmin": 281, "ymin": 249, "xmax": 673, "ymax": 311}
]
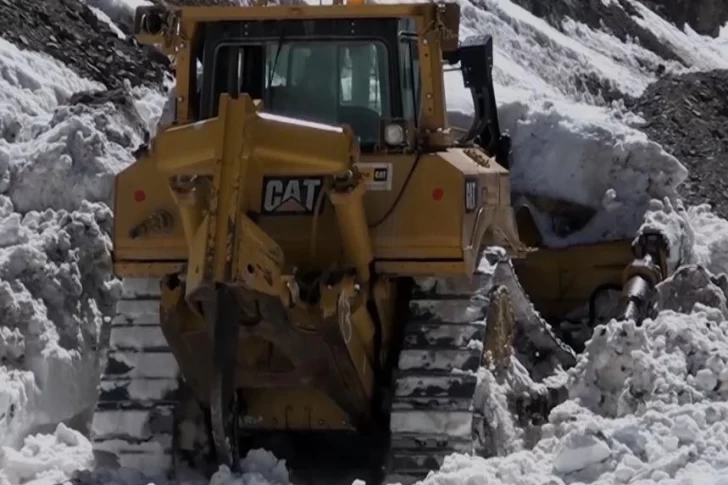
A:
[{"xmin": 263, "ymin": 40, "xmax": 391, "ymax": 146}]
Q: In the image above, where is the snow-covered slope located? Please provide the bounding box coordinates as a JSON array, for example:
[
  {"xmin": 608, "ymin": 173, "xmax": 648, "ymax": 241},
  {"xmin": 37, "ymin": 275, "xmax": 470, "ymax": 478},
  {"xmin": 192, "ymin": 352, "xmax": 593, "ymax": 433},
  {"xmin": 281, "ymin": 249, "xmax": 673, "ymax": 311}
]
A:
[{"xmin": 0, "ymin": 0, "xmax": 727, "ymax": 484}]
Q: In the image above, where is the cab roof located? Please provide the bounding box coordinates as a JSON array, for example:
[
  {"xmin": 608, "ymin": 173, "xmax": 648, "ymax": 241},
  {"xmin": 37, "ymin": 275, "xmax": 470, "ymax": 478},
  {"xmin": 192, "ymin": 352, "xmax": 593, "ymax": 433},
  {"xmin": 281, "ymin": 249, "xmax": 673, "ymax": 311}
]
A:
[{"xmin": 134, "ymin": 1, "xmax": 460, "ymax": 52}]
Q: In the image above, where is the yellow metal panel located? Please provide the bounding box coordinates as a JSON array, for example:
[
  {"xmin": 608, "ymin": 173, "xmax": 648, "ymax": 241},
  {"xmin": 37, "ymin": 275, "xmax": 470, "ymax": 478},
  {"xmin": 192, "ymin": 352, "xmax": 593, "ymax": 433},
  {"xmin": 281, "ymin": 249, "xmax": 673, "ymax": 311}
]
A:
[
  {"xmin": 169, "ymin": 4, "xmax": 453, "ymax": 22},
  {"xmin": 513, "ymin": 240, "xmax": 633, "ymax": 318},
  {"xmin": 112, "ymin": 156, "xmax": 188, "ymax": 262}
]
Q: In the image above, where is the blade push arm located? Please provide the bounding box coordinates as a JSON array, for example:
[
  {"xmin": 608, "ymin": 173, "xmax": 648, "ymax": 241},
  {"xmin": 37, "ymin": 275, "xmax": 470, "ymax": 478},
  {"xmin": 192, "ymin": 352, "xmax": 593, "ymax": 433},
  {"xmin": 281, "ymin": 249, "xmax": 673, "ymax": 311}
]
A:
[{"xmin": 145, "ymin": 94, "xmax": 370, "ymax": 307}]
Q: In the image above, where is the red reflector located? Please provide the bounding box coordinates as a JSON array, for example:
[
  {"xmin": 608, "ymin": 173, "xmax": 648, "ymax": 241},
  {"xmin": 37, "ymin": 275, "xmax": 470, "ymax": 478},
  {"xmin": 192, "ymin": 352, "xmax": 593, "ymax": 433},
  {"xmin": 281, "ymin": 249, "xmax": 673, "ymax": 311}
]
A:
[
  {"xmin": 134, "ymin": 190, "xmax": 146, "ymax": 202},
  {"xmin": 432, "ymin": 188, "xmax": 444, "ymax": 201}
]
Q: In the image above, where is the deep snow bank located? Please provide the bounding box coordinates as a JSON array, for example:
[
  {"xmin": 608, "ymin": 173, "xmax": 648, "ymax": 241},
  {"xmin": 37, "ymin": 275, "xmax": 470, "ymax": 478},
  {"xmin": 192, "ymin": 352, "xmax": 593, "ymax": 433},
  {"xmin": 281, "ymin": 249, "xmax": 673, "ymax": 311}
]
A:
[
  {"xmin": 500, "ymin": 100, "xmax": 687, "ymax": 247},
  {"xmin": 448, "ymin": 88, "xmax": 688, "ymax": 248},
  {"xmin": 0, "ymin": 36, "xmax": 167, "ymax": 482}
]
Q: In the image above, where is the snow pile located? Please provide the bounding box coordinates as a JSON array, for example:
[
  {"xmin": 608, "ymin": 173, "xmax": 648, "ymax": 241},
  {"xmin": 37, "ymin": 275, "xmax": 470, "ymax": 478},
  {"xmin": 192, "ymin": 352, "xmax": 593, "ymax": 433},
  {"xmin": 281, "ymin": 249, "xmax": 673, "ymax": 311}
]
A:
[
  {"xmin": 0, "ymin": 34, "xmax": 166, "ymax": 484},
  {"xmin": 54, "ymin": 450, "xmax": 290, "ymax": 485},
  {"xmin": 421, "ymin": 265, "xmax": 728, "ymax": 485},
  {"xmin": 639, "ymin": 198, "xmax": 728, "ymax": 278},
  {"xmin": 448, "ymin": 96, "xmax": 690, "ymax": 248},
  {"xmin": 502, "ymin": 101, "xmax": 687, "ymax": 247},
  {"xmin": 569, "ymin": 303, "xmax": 728, "ymax": 416},
  {"xmin": 689, "ymin": 205, "xmax": 728, "ymax": 277},
  {"xmin": 209, "ymin": 452, "xmax": 291, "ymax": 485},
  {"xmin": 0, "ymin": 201, "xmax": 117, "ymax": 442},
  {"xmin": 0, "ymin": 424, "xmax": 94, "ymax": 485}
]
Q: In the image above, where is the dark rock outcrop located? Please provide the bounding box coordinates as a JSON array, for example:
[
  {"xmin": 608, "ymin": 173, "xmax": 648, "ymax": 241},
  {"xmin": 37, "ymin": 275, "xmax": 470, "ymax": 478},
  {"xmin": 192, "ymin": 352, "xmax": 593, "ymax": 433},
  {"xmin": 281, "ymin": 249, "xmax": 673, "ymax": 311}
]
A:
[
  {"xmin": 640, "ymin": 0, "xmax": 728, "ymax": 38},
  {"xmin": 631, "ymin": 70, "xmax": 728, "ymax": 217},
  {"xmin": 0, "ymin": 0, "xmax": 243, "ymax": 90},
  {"xmin": 0, "ymin": 0, "xmax": 167, "ymax": 89}
]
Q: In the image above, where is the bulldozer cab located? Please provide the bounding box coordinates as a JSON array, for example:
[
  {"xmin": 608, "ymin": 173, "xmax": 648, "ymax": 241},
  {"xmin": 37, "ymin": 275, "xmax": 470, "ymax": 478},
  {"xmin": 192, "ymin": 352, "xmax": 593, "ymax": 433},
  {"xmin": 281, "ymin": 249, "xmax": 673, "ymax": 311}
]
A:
[
  {"xmin": 201, "ymin": 33, "xmax": 393, "ymax": 150},
  {"xmin": 134, "ymin": 2, "xmax": 505, "ymax": 160}
]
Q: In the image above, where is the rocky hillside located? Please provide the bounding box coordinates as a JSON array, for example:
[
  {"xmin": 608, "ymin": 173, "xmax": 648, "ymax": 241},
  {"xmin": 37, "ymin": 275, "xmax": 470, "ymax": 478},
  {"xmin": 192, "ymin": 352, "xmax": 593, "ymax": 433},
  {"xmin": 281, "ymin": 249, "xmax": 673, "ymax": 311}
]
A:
[
  {"xmin": 0, "ymin": 0, "xmax": 240, "ymax": 91},
  {"xmin": 640, "ymin": 0, "xmax": 728, "ymax": 37},
  {"xmin": 510, "ymin": 0, "xmax": 728, "ymax": 48},
  {"xmin": 631, "ymin": 69, "xmax": 728, "ymax": 216}
]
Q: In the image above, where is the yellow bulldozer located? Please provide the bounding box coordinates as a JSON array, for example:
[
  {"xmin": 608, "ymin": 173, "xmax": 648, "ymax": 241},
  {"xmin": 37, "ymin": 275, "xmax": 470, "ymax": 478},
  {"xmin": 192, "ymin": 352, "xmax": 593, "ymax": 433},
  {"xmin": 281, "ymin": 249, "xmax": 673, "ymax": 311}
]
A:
[{"xmin": 90, "ymin": 0, "xmax": 671, "ymax": 483}]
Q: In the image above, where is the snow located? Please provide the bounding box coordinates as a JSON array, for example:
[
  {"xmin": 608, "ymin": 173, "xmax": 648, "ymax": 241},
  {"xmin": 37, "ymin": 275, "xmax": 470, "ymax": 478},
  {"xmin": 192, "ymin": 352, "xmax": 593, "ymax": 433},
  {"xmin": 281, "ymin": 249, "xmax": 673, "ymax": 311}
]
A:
[
  {"xmin": 84, "ymin": 0, "xmax": 152, "ymax": 30},
  {"xmin": 0, "ymin": 1, "xmax": 728, "ymax": 485},
  {"xmin": 416, "ymin": 290, "xmax": 728, "ymax": 483},
  {"xmin": 502, "ymin": 100, "xmax": 687, "ymax": 247},
  {"xmin": 1, "ymin": 424, "xmax": 94, "ymax": 485},
  {"xmin": 0, "ymin": 30, "xmax": 163, "ymax": 485}
]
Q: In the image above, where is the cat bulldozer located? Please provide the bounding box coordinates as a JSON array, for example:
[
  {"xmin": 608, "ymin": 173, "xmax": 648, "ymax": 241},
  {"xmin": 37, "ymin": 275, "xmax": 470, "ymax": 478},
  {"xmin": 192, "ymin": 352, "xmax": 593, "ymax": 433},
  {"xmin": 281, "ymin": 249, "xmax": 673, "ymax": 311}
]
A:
[{"xmin": 91, "ymin": 0, "xmax": 671, "ymax": 483}]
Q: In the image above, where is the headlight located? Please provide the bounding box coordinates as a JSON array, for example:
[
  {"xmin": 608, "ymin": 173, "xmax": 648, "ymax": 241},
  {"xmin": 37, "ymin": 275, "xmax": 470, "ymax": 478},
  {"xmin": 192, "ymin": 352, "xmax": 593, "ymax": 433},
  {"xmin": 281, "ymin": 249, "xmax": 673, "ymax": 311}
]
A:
[{"xmin": 384, "ymin": 124, "xmax": 406, "ymax": 146}]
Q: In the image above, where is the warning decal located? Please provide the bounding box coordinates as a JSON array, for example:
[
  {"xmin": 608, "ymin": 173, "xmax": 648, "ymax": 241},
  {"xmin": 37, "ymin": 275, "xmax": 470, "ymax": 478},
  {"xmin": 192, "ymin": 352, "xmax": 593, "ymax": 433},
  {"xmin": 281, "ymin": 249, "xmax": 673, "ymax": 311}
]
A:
[{"xmin": 354, "ymin": 162, "xmax": 393, "ymax": 191}]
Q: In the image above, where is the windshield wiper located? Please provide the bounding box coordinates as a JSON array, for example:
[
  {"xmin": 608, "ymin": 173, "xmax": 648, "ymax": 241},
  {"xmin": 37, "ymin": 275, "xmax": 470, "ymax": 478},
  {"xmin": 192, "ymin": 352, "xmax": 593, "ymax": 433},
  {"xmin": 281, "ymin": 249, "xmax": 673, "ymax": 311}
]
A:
[{"xmin": 267, "ymin": 28, "xmax": 287, "ymax": 107}]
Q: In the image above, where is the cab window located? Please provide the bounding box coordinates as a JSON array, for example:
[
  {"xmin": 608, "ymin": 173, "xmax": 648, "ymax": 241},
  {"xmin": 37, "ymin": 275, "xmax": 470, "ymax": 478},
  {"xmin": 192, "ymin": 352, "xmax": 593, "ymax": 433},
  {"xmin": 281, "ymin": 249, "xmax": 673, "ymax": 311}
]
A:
[{"xmin": 263, "ymin": 40, "xmax": 390, "ymax": 146}]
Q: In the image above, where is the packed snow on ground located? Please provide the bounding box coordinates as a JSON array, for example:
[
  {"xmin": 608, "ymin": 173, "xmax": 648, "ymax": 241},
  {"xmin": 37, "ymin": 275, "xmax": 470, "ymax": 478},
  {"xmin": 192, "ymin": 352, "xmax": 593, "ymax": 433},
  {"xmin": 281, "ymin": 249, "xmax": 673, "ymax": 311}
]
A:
[
  {"xmin": 1, "ymin": 1, "xmax": 728, "ymax": 485},
  {"xmin": 423, "ymin": 260, "xmax": 728, "ymax": 485}
]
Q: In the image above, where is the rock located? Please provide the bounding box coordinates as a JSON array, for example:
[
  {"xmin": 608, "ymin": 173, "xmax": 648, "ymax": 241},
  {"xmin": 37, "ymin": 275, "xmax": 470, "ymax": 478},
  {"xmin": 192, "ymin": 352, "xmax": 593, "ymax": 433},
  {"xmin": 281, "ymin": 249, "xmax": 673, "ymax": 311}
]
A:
[
  {"xmin": 639, "ymin": 0, "xmax": 728, "ymax": 38},
  {"xmin": 630, "ymin": 70, "xmax": 728, "ymax": 218},
  {"xmin": 0, "ymin": 0, "xmax": 244, "ymax": 91},
  {"xmin": 0, "ymin": 0, "xmax": 165, "ymax": 89}
]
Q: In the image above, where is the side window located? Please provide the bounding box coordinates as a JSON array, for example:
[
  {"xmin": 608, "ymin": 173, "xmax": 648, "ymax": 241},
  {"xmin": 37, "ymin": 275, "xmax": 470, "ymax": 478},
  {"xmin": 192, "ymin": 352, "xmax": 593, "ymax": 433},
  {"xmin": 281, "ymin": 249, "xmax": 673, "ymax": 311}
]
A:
[
  {"xmin": 264, "ymin": 44, "xmax": 320, "ymax": 88},
  {"xmin": 398, "ymin": 19, "xmax": 421, "ymax": 123},
  {"xmin": 340, "ymin": 47, "xmax": 352, "ymax": 103}
]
